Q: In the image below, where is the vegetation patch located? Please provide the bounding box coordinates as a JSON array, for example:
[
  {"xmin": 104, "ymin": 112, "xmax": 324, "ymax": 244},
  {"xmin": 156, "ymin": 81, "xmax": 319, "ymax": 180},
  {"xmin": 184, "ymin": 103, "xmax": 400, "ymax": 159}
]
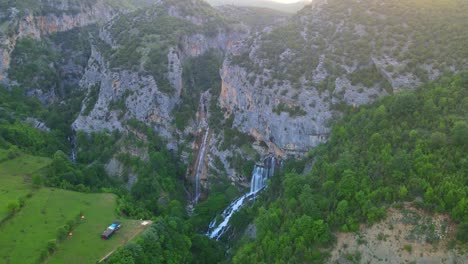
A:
[
  {"xmin": 82, "ymin": 83, "xmax": 101, "ymax": 116},
  {"xmin": 102, "ymin": 0, "xmax": 229, "ymax": 95},
  {"xmin": 233, "ymin": 73, "xmax": 468, "ymax": 263},
  {"xmin": 273, "ymin": 102, "xmax": 307, "ymax": 117},
  {"xmin": 173, "ymin": 50, "xmax": 222, "ymax": 130},
  {"xmin": 0, "ymin": 154, "xmax": 50, "ymax": 221},
  {"xmin": 347, "ymin": 64, "xmax": 393, "ymax": 93}
]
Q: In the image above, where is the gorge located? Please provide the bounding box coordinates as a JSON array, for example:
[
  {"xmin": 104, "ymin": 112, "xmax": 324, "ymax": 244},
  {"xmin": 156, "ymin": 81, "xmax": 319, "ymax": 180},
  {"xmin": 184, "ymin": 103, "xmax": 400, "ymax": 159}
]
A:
[{"xmin": 0, "ymin": 0, "xmax": 466, "ymax": 263}]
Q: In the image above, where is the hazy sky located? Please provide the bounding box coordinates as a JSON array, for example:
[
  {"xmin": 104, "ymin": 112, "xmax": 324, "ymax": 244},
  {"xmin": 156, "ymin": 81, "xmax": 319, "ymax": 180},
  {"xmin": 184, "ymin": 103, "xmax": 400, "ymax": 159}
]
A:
[{"xmin": 271, "ymin": 0, "xmax": 304, "ymax": 3}]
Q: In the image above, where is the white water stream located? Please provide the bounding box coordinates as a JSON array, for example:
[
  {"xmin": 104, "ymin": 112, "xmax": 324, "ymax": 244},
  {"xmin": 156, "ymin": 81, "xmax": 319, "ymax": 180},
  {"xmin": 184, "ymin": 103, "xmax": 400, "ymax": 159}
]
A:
[
  {"xmin": 207, "ymin": 157, "xmax": 276, "ymax": 240},
  {"xmin": 194, "ymin": 128, "xmax": 209, "ymax": 204},
  {"xmin": 69, "ymin": 135, "xmax": 77, "ymax": 163}
]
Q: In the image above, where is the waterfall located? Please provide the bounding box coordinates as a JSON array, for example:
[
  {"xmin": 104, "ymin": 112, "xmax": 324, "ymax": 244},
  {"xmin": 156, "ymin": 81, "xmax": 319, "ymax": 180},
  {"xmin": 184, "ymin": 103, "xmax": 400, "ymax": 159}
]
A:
[
  {"xmin": 207, "ymin": 156, "xmax": 276, "ymax": 240},
  {"xmin": 194, "ymin": 128, "xmax": 209, "ymax": 204},
  {"xmin": 69, "ymin": 134, "xmax": 77, "ymax": 163},
  {"xmin": 250, "ymin": 165, "xmax": 266, "ymax": 193}
]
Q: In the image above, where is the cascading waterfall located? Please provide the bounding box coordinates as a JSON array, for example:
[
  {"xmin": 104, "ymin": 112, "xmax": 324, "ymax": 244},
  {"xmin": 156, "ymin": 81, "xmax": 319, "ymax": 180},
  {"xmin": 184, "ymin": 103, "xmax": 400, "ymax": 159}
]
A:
[
  {"xmin": 207, "ymin": 156, "xmax": 276, "ymax": 240},
  {"xmin": 69, "ymin": 134, "xmax": 77, "ymax": 163},
  {"xmin": 249, "ymin": 165, "xmax": 267, "ymax": 194},
  {"xmin": 194, "ymin": 128, "xmax": 209, "ymax": 204}
]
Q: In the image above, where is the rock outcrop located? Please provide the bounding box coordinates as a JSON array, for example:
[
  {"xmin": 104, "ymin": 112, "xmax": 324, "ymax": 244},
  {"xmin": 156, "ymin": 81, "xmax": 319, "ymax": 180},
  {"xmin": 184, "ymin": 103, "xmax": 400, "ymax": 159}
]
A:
[
  {"xmin": 0, "ymin": 0, "xmax": 145, "ymax": 81},
  {"xmin": 219, "ymin": 62, "xmax": 331, "ymax": 155},
  {"xmin": 73, "ymin": 46, "xmax": 175, "ymax": 135},
  {"xmin": 72, "ymin": 0, "xmax": 243, "ymax": 147},
  {"xmin": 218, "ymin": 0, "xmax": 468, "ymax": 155}
]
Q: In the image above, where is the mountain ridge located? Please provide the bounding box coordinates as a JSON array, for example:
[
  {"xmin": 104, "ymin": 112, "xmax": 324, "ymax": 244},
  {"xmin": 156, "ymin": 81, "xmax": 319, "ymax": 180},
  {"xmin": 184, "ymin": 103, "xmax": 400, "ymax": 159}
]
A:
[
  {"xmin": 219, "ymin": 0, "xmax": 468, "ymax": 154},
  {"xmin": 205, "ymin": 0, "xmax": 310, "ymax": 13}
]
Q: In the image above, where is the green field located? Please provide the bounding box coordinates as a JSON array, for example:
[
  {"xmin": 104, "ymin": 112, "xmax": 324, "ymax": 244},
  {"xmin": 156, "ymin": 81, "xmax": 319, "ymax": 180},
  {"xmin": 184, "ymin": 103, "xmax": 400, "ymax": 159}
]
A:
[
  {"xmin": 48, "ymin": 206, "xmax": 146, "ymax": 264},
  {"xmin": 0, "ymin": 153, "xmax": 51, "ymax": 221},
  {"xmin": 0, "ymin": 154, "xmax": 148, "ymax": 264}
]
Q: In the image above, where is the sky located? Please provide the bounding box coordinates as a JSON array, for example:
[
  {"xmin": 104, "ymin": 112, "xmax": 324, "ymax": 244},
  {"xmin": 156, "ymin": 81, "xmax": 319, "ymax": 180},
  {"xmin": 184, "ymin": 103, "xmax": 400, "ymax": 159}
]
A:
[{"xmin": 271, "ymin": 0, "xmax": 305, "ymax": 3}]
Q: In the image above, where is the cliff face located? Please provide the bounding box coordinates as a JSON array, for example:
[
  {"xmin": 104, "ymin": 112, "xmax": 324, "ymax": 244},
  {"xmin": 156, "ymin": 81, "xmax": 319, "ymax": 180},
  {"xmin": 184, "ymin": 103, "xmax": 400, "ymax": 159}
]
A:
[
  {"xmin": 5, "ymin": 0, "xmax": 466, "ymax": 191},
  {"xmin": 16, "ymin": 4, "xmax": 114, "ymax": 38},
  {"xmin": 72, "ymin": 1, "xmax": 243, "ymax": 147},
  {"xmin": 72, "ymin": 46, "xmax": 175, "ymax": 135},
  {"xmin": 218, "ymin": 0, "xmax": 468, "ymax": 155},
  {"xmin": 0, "ymin": 0, "xmax": 140, "ymax": 81},
  {"xmin": 70, "ymin": 0, "xmax": 246, "ymax": 194},
  {"xmin": 219, "ymin": 62, "xmax": 331, "ymax": 155}
]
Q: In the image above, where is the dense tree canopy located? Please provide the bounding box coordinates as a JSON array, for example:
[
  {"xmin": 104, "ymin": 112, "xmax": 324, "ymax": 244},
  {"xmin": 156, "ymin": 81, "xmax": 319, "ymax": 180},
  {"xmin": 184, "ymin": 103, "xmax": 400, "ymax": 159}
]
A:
[{"xmin": 233, "ymin": 73, "xmax": 468, "ymax": 262}]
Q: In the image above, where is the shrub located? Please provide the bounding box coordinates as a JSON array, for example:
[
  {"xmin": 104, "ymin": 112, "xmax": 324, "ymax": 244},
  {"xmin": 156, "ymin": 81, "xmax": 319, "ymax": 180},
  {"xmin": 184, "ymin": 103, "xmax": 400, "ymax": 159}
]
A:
[
  {"xmin": 7, "ymin": 201, "xmax": 20, "ymax": 214},
  {"xmin": 456, "ymin": 223, "xmax": 468, "ymax": 243},
  {"xmin": 47, "ymin": 239, "xmax": 57, "ymax": 253},
  {"xmin": 56, "ymin": 226, "xmax": 68, "ymax": 241},
  {"xmin": 403, "ymin": 244, "xmax": 412, "ymax": 253}
]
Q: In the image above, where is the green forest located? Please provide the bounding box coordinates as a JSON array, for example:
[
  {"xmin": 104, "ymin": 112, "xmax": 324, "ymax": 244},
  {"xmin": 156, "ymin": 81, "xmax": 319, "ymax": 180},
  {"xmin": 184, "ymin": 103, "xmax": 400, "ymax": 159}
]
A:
[
  {"xmin": 3, "ymin": 72, "xmax": 465, "ymax": 263},
  {"xmin": 232, "ymin": 73, "xmax": 468, "ymax": 262},
  {"xmin": 1, "ymin": 0, "xmax": 467, "ymax": 263}
]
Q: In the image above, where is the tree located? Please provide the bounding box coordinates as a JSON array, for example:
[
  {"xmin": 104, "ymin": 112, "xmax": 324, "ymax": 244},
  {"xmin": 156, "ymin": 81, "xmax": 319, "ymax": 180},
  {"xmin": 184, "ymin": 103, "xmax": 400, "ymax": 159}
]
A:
[
  {"xmin": 7, "ymin": 201, "xmax": 19, "ymax": 214},
  {"xmin": 452, "ymin": 198, "xmax": 468, "ymax": 223},
  {"xmin": 108, "ymin": 217, "xmax": 192, "ymax": 264},
  {"xmin": 390, "ymin": 92, "xmax": 419, "ymax": 118},
  {"xmin": 32, "ymin": 174, "xmax": 43, "ymax": 187},
  {"xmin": 336, "ymin": 200, "xmax": 349, "ymax": 221},
  {"xmin": 338, "ymin": 170, "xmax": 357, "ymax": 201},
  {"xmin": 430, "ymin": 131, "xmax": 446, "ymax": 148},
  {"xmin": 452, "ymin": 121, "xmax": 468, "ymax": 149},
  {"xmin": 398, "ymin": 186, "xmax": 408, "ymax": 200},
  {"xmin": 49, "ymin": 151, "xmax": 72, "ymax": 177},
  {"xmin": 47, "ymin": 239, "xmax": 57, "ymax": 253},
  {"xmin": 456, "ymin": 223, "xmax": 468, "ymax": 242}
]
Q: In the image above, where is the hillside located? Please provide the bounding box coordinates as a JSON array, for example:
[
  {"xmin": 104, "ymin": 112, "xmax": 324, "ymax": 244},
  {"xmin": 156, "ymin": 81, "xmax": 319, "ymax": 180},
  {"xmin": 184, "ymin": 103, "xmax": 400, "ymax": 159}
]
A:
[
  {"xmin": 0, "ymin": 0, "xmax": 467, "ymax": 263},
  {"xmin": 220, "ymin": 0, "xmax": 468, "ymax": 154},
  {"xmin": 0, "ymin": 0, "xmax": 247, "ymax": 210},
  {"xmin": 0, "ymin": 152, "xmax": 149, "ymax": 263},
  {"xmin": 205, "ymin": 0, "xmax": 310, "ymax": 13},
  {"xmin": 0, "ymin": 152, "xmax": 51, "ymax": 220},
  {"xmin": 231, "ymin": 73, "xmax": 468, "ymax": 263},
  {"xmin": 71, "ymin": 0, "xmax": 240, "ymax": 135},
  {"xmin": 0, "ymin": 0, "xmax": 154, "ymax": 82},
  {"xmin": 330, "ymin": 204, "xmax": 464, "ymax": 263},
  {"xmin": 216, "ymin": 5, "xmax": 291, "ymax": 32}
]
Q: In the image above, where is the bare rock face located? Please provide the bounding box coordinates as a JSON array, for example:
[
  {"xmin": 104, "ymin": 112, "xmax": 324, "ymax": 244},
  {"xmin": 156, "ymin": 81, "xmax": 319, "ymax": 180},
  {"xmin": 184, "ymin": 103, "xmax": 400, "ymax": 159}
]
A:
[
  {"xmin": 0, "ymin": 52, "xmax": 8, "ymax": 80},
  {"xmin": 19, "ymin": 3, "xmax": 116, "ymax": 37},
  {"xmin": 0, "ymin": 0, "xmax": 131, "ymax": 81},
  {"xmin": 217, "ymin": 0, "xmax": 468, "ymax": 155},
  {"xmin": 72, "ymin": 46, "xmax": 177, "ymax": 141},
  {"xmin": 180, "ymin": 33, "xmax": 238, "ymax": 57},
  {"xmin": 72, "ymin": 3, "xmax": 243, "ymax": 147},
  {"xmin": 220, "ymin": 62, "xmax": 332, "ymax": 155},
  {"xmin": 167, "ymin": 48, "xmax": 183, "ymax": 97},
  {"xmin": 67, "ymin": 0, "xmax": 247, "ymax": 189}
]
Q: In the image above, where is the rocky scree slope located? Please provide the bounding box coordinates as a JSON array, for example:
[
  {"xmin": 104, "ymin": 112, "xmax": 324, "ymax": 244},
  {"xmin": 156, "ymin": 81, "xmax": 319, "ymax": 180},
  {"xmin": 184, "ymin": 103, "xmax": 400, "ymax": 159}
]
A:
[{"xmin": 220, "ymin": 0, "xmax": 468, "ymax": 155}]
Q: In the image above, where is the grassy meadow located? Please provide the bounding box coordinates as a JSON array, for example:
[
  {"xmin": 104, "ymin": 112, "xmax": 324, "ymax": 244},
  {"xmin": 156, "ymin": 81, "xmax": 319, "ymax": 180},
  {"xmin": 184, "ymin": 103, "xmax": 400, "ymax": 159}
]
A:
[
  {"xmin": 0, "ymin": 152, "xmax": 51, "ymax": 221},
  {"xmin": 0, "ymin": 153, "xmax": 148, "ymax": 264}
]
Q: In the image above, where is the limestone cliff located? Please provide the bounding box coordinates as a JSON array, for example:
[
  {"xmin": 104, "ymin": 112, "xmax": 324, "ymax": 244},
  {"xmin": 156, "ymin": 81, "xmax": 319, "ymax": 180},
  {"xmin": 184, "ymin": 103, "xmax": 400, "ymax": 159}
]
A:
[
  {"xmin": 220, "ymin": 60, "xmax": 332, "ymax": 155},
  {"xmin": 0, "ymin": 0, "xmax": 149, "ymax": 81},
  {"xmin": 218, "ymin": 0, "xmax": 468, "ymax": 155},
  {"xmin": 72, "ymin": 0, "xmax": 243, "ymax": 147}
]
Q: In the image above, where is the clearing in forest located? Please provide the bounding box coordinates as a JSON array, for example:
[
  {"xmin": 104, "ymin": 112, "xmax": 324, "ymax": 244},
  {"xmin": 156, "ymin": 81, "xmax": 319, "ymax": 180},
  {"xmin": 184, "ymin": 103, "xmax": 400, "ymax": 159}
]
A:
[{"xmin": 0, "ymin": 153, "xmax": 149, "ymax": 264}]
